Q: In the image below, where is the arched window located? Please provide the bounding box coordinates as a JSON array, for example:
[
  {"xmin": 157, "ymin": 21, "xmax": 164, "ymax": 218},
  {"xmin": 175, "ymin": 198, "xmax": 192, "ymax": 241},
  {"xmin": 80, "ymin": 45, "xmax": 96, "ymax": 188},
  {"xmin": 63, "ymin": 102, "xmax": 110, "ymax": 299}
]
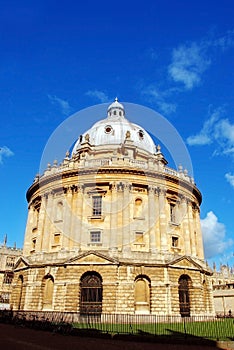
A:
[
  {"xmin": 17, "ymin": 275, "xmax": 24, "ymax": 310},
  {"xmin": 80, "ymin": 272, "xmax": 102, "ymax": 315},
  {"xmin": 42, "ymin": 275, "xmax": 54, "ymax": 310},
  {"xmin": 178, "ymin": 275, "xmax": 191, "ymax": 317},
  {"xmin": 134, "ymin": 198, "xmax": 143, "ymax": 218},
  {"xmin": 134, "ymin": 275, "xmax": 150, "ymax": 314},
  {"xmin": 56, "ymin": 202, "xmax": 63, "ymax": 221}
]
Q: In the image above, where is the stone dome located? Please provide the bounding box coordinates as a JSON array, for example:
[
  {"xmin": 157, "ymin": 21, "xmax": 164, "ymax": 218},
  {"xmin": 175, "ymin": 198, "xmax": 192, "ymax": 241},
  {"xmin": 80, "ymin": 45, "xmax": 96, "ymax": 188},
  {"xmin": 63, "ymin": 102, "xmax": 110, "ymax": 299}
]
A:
[{"xmin": 72, "ymin": 98, "xmax": 156, "ymax": 154}]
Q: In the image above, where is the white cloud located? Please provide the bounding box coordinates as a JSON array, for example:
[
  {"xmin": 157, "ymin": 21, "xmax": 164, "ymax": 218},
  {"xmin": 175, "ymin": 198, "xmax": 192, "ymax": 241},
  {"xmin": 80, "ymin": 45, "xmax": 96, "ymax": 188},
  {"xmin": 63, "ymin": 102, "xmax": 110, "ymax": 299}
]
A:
[
  {"xmin": 212, "ymin": 30, "xmax": 234, "ymax": 51},
  {"xmin": 225, "ymin": 173, "xmax": 234, "ymax": 188},
  {"xmin": 187, "ymin": 107, "xmax": 234, "ymax": 157},
  {"xmin": 48, "ymin": 95, "xmax": 71, "ymax": 115},
  {"xmin": 168, "ymin": 42, "xmax": 210, "ymax": 90},
  {"xmin": 201, "ymin": 211, "xmax": 233, "ymax": 259},
  {"xmin": 214, "ymin": 118, "xmax": 234, "ymax": 149},
  {"xmin": 85, "ymin": 90, "xmax": 109, "ymax": 103},
  {"xmin": 142, "ymin": 86, "xmax": 177, "ymax": 114},
  {"xmin": 187, "ymin": 107, "xmax": 223, "ymax": 146},
  {"xmin": 188, "ymin": 107, "xmax": 234, "ymax": 189},
  {"xmin": 0, "ymin": 146, "xmax": 14, "ymax": 164},
  {"xmin": 168, "ymin": 31, "xmax": 234, "ymax": 91},
  {"xmin": 187, "ymin": 133, "xmax": 211, "ymax": 146}
]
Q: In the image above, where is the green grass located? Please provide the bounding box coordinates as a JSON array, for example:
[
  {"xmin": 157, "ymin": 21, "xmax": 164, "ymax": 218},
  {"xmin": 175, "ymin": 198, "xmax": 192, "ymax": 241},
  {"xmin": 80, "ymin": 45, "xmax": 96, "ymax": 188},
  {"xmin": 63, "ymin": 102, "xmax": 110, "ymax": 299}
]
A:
[{"xmin": 73, "ymin": 318, "xmax": 234, "ymax": 340}]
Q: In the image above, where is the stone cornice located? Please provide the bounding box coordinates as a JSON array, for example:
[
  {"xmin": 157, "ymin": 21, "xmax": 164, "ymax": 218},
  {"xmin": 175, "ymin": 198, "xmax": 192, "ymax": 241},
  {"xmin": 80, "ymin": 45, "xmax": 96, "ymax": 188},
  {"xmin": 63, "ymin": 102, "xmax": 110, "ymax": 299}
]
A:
[{"xmin": 27, "ymin": 167, "xmax": 202, "ymax": 205}]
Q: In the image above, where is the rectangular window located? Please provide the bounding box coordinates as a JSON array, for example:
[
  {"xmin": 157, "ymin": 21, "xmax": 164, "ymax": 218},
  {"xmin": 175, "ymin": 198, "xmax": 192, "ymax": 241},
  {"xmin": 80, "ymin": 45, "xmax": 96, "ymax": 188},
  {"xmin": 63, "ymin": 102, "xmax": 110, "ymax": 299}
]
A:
[
  {"xmin": 54, "ymin": 233, "xmax": 60, "ymax": 245},
  {"xmin": 90, "ymin": 231, "xmax": 101, "ymax": 243},
  {"xmin": 172, "ymin": 236, "xmax": 179, "ymax": 247},
  {"xmin": 0, "ymin": 292, "xmax": 10, "ymax": 303},
  {"xmin": 3, "ymin": 272, "xmax": 14, "ymax": 284},
  {"xmin": 32, "ymin": 238, "xmax": 36, "ymax": 251},
  {"xmin": 92, "ymin": 196, "xmax": 102, "ymax": 216},
  {"xmin": 135, "ymin": 231, "xmax": 144, "ymax": 243},
  {"xmin": 6, "ymin": 256, "xmax": 15, "ymax": 268},
  {"xmin": 170, "ymin": 203, "xmax": 176, "ymax": 223}
]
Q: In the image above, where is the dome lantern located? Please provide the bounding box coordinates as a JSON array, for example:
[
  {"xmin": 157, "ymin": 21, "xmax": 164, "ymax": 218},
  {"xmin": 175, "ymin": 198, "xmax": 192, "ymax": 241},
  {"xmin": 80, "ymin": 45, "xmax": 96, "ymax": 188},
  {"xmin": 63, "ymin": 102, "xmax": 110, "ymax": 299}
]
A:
[{"xmin": 107, "ymin": 97, "xmax": 125, "ymax": 119}]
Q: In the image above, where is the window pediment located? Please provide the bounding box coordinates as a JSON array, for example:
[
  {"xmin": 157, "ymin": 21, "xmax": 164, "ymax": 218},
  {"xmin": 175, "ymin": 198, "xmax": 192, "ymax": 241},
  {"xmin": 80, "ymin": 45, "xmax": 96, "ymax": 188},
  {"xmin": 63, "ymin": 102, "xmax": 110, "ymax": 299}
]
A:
[{"xmin": 87, "ymin": 187, "xmax": 107, "ymax": 196}]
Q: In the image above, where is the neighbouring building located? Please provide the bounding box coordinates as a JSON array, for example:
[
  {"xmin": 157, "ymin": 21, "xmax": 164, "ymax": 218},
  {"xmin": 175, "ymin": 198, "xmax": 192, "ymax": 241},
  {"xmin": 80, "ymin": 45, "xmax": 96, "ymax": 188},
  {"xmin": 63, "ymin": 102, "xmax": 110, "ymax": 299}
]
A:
[
  {"xmin": 11, "ymin": 99, "xmax": 215, "ymax": 316},
  {"xmin": 0, "ymin": 240, "xmax": 22, "ymax": 309},
  {"xmin": 212, "ymin": 264, "xmax": 234, "ymax": 316}
]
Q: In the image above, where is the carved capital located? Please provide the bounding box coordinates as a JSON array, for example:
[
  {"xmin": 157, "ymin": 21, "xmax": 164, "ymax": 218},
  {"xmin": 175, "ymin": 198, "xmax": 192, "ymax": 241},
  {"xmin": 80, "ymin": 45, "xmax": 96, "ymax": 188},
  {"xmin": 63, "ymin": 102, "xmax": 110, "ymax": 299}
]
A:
[
  {"xmin": 148, "ymin": 185, "xmax": 155, "ymax": 194},
  {"xmin": 158, "ymin": 187, "xmax": 166, "ymax": 197}
]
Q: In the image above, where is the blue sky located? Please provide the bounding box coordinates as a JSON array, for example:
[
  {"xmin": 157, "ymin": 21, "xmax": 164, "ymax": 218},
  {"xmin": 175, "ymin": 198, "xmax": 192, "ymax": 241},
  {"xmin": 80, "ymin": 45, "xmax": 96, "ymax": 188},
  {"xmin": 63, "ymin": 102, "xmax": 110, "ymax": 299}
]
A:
[{"xmin": 0, "ymin": 0, "xmax": 234, "ymax": 268}]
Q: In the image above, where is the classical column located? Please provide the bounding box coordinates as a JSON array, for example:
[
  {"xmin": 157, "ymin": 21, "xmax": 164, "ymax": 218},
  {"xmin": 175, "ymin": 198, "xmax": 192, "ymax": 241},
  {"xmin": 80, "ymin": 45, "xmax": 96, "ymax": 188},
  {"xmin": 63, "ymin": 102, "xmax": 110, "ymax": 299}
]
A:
[
  {"xmin": 122, "ymin": 182, "xmax": 131, "ymax": 253},
  {"xmin": 37, "ymin": 195, "xmax": 46, "ymax": 252},
  {"xmin": 23, "ymin": 205, "xmax": 35, "ymax": 255},
  {"xmin": 148, "ymin": 186, "xmax": 156, "ymax": 253},
  {"xmin": 159, "ymin": 188, "xmax": 167, "ymax": 252},
  {"xmin": 110, "ymin": 182, "xmax": 118, "ymax": 252},
  {"xmin": 194, "ymin": 207, "xmax": 204, "ymax": 259},
  {"xmin": 62, "ymin": 187, "xmax": 73, "ymax": 249},
  {"xmin": 181, "ymin": 197, "xmax": 191, "ymax": 255},
  {"xmin": 69, "ymin": 186, "xmax": 78, "ymax": 249},
  {"xmin": 117, "ymin": 183, "xmax": 124, "ymax": 251},
  {"xmin": 76, "ymin": 185, "xmax": 84, "ymax": 249},
  {"xmin": 188, "ymin": 202, "xmax": 196, "ymax": 256},
  {"xmin": 155, "ymin": 189, "xmax": 161, "ymax": 252},
  {"xmin": 41, "ymin": 192, "xmax": 54, "ymax": 252}
]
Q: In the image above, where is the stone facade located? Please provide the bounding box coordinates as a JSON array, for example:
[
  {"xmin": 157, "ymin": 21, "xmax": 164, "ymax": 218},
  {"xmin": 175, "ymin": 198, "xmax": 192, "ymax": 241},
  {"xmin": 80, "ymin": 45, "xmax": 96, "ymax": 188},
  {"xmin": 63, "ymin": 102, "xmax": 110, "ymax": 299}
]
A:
[
  {"xmin": 0, "ymin": 242, "xmax": 22, "ymax": 309},
  {"xmin": 11, "ymin": 100, "xmax": 215, "ymax": 316},
  {"xmin": 212, "ymin": 264, "xmax": 234, "ymax": 316}
]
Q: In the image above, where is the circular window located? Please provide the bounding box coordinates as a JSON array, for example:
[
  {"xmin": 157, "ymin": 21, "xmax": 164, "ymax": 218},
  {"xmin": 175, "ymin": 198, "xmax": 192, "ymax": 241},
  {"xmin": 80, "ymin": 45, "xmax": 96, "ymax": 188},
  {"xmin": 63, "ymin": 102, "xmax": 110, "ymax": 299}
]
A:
[
  {"xmin": 138, "ymin": 130, "xmax": 144, "ymax": 139},
  {"xmin": 105, "ymin": 125, "xmax": 112, "ymax": 134}
]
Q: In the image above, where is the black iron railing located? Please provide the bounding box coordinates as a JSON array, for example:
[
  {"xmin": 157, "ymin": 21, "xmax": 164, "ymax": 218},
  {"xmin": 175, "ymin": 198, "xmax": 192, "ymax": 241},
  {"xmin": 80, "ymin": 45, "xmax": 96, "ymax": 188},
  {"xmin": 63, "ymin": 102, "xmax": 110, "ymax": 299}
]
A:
[{"xmin": 0, "ymin": 310, "xmax": 233, "ymax": 341}]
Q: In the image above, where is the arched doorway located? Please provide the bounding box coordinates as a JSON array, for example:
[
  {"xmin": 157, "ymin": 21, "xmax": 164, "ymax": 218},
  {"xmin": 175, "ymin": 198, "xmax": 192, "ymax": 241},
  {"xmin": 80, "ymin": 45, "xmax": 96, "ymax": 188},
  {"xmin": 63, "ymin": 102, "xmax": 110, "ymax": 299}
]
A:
[
  {"xmin": 134, "ymin": 275, "xmax": 151, "ymax": 314},
  {"xmin": 178, "ymin": 275, "xmax": 191, "ymax": 317},
  {"xmin": 80, "ymin": 272, "xmax": 102, "ymax": 314},
  {"xmin": 42, "ymin": 274, "xmax": 54, "ymax": 310}
]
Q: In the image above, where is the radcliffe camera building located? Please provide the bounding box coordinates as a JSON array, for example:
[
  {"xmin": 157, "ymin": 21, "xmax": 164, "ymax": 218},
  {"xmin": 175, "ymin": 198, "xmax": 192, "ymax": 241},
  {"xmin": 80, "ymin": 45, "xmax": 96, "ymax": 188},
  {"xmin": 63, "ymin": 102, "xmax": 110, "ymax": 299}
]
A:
[{"xmin": 11, "ymin": 99, "xmax": 215, "ymax": 316}]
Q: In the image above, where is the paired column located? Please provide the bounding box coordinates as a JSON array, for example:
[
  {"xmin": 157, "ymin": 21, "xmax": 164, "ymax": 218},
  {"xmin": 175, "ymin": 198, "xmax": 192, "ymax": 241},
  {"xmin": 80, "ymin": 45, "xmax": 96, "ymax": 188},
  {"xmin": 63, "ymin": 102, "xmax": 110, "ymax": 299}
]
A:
[
  {"xmin": 62, "ymin": 187, "xmax": 73, "ymax": 249},
  {"xmin": 148, "ymin": 186, "xmax": 156, "ymax": 253},
  {"xmin": 188, "ymin": 201, "xmax": 196, "ymax": 256},
  {"xmin": 110, "ymin": 182, "xmax": 118, "ymax": 251},
  {"xmin": 159, "ymin": 188, "xmax": 168, "ymax": 252},
  {"xmin": 23, "ymin": 205, "xmax": 35, "ymax": 255},
  {"xmin": 194, "ymin": 207, "xmax": 204, "ymax": 259},
  {"xmin": 41, "ymin": 193, "xmax": 54, "ymax": 252},
  {"xmin": 75, "ymin": 185, "xmax": 84, "ymax": 248},
  {"xmin": 122, "ymin": 182, "xmax": 131, "ymax": 253}
]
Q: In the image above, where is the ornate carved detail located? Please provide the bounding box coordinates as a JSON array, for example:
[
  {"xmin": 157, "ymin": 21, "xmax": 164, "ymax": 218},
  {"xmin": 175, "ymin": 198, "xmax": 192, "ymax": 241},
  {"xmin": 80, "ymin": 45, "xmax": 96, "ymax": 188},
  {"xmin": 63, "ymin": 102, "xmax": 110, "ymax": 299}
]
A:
[
  {"xmin": 158, "ymin": 187, "xmax": 167, "ymax": 196},
  {"xmin": 77, "ymin": 185, "xmax": 84, "ymax": 193},
  {"xmin": 123, "ymin": 183, "xmax": 132, "ymax": 192},
  {"xmin": 84, "ymin": 133, "xmax": 90, "ymax": 142},
  {"xmin": 125, "ymin": 130, "xmax": 131, "ymax": 139},
  {"xmin": 116, "ymin": 182, "xmax": 124, "ymax": 192},
  {"xmin": 110, "ymin": 182, "xmax": 117, "ymax": 192},
  {"xmin": 148, "ymin": 185, "xmax": 156, "ymax": 194}
]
